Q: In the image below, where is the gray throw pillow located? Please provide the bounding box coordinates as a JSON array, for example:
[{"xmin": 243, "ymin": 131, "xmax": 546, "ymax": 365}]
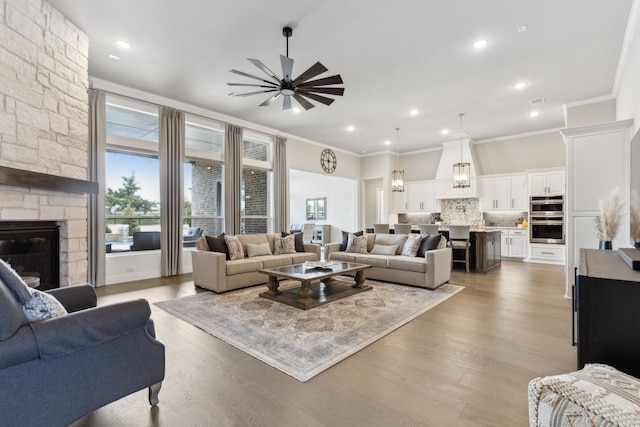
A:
[
  {"xmin": 0, "ymin": 258, "xmax": 32, "ymax": 304},
  {"xmin": 416, "ymin": 233, "xmax": 443, "ymax": 257},
  {"xmin": 205, "ymin": 233, "xmax": 230, "ymax": 260}
]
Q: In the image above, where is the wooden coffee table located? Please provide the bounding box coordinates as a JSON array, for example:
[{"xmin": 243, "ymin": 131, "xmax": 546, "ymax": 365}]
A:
[{"xmin": 259, "ymin": 261, "xmax": 372, "ymax": 310}]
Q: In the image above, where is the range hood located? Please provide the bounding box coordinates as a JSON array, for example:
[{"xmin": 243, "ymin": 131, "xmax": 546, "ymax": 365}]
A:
[{"xmin": 435, "ymin": 138, "xmax": 476, "ymax": 181}]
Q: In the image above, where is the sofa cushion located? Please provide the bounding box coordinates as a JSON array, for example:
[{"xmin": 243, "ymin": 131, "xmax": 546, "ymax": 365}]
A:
[
  {"xmin": 225, "ymin": 235, "xmax": 245, "ymax": 260},
  {"xmin": 0, "ymin": 258, "xmax": 32, "ymax": 304},
  {"xmin": 273, "ymin": 235, "xmax": 296, "ymax": 255},
  {"xmin": 246, "ymin": 242, "xmax": 272, "ymax": 257},
  {"xmin": 226, "ymin": 258, "xmax": 263, "ymax": 276},
  {"xmin": 254, "ymin": 254, "xmax": 292, "ymax": 269},
  {"xmin": 22, "ymin": 288, "xmax": 68, "ymax": 322},
  {"xmin": 346, "ymin": 235, "xmax": 368, "ymax": 253},
  {"xmin": 290, "ymin": 252, "xmax": 317, "ymax": 264},
  {"xmin": 205, "ymin": 233, "xmax": 230, "ymax": 260},
  {"xmin": 401, "ymin": 234, "xmax": 423, "ymax": 257},
  {"xmin": 281, "ymin": 232, "xmax": 304, "ymax": 252},
  {"xmin": 387, "ymin": 256, "xmax": 428, "ymax": 273},
  {"xmin": 238, "ymin": 234, "xmax": 270, "ymax": 254},
  {"xmin": 417, "ymin": 233, "xmax": 443, "ymax": 257},
  {"xmin": 329, "ymin": 252, "xmax": 358, "ymax": 263},
  {"xmin": 340, "ymin": 230, "xmax": 363, "ymax": 251},
  {"xmin": 354, "ymin": 254, "xmax": 389, "ymax": 268},
  {"xmin": 370, "ymin": 244, "xmax": 398, "ymax": 255},
  {"xmin": 374, "ymin": 234, "xmax": 408, "ymax": 255},
  {"xmin": 0, "ymin": 280, "xmax": 28, "ymax": 340}
]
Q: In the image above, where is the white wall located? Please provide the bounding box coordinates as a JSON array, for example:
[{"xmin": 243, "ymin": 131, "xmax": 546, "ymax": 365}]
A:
[
  {"xmin": 289, "ymin": 169, "xmax": 357, "ymax": 243},
  {"xmin": 616, "ymin": 1, "xmax": 640, "ymax": 137},
  {"xmin": 105, "ymin": 248, "xmax": 193, "ymax": 285}
]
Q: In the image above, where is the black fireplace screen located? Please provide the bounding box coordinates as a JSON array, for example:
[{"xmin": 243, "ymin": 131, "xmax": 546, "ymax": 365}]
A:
[{"xmin": 0, "ymin": 221, "xmax": 60, "ymax": 290}]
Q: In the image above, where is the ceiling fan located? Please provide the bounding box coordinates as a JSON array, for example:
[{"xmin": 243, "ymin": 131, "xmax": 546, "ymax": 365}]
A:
[{"xmin": 227, "ymin": 26, "xmax": 344, "ymax": 110}]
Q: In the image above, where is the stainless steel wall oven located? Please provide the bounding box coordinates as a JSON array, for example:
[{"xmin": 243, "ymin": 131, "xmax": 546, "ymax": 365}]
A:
[{"xmin": 530, "ymin": 195, "xmax": 564, "ymax": 244}]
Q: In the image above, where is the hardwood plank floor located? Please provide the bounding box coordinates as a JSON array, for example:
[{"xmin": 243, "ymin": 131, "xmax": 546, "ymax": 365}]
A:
[{"xmin": 70, "ymin": 260, "xmax": 575, "ymax": 427}]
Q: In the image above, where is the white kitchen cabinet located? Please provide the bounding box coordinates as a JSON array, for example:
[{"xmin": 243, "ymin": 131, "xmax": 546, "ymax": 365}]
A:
[
  {"xmin": 501, "ymin": 229, "xmax": 528, "ymax": 259},
  {"xmin": 528, "ymin": 169, "xmax": 565, "ymax": 196},
  {"xmin": 479, "ymin": 174, "xmax": 527, "ymax": 211},
  {"xmin": 405, "ymin": 181, "xmax": 436, "ymax": 212},
  {"xmin": 393, "ymin": 188, "xmax": 407, "ymax": 212},
  {"xmin": 529, "ymin": 243, "xmax": 565, "ymax": 264}
]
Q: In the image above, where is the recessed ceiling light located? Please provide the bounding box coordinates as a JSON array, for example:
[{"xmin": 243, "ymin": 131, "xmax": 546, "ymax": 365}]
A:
[
  {"xmin": 347, "ymin": 125, "xmax": 355, "ymax": 132},
  {"xmin": 441, "ymin": 129, "xmax": 449, "ymax": 135},
  {"xmin": 517, "ymin": 25, "xmax": 528, "ymax": 33},
  {"xmin": 108, "ymin": 54, "xmax": 120, "ymax": 61},
  {"xmin": 515, "ymin": 82, "xmax": 527, "ymax": 90},
  {"xmin": 529, "ymin": 111, "xmax": 539, "ymax": 118},
  {"xmin": 473, "ymin": 39, "xmax": 488, "ymax": 49},
  {"xmin": 116, "ymin": 40, "xmax": 131, "ymax": 49},
  {"xmin": 410, "ymin": 109, "xmax": 419, "ymax": 116},
  {"xmin": 384, "ymin": 140, "xmax": 391, "ymax": 146}
]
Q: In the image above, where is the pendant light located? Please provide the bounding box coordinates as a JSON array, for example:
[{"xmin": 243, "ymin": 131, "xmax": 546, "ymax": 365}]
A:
[
  {"xmin": 452, "ymin": 113, "xmax": 470, "ymax": 188},
  {"xmin": 391, "ymin": 127, "xmax": 404, "ymax": 192}
]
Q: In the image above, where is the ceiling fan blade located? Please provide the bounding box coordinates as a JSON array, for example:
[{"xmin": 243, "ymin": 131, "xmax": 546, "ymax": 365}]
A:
[
  {"xmin": 291, "ymin": 62, "xmax": 329, "ymax": 86},
  {"xmin": 227, "ymin": 83, "xmax": 278, "ymax": 88},
  {"xmin": 280, "ymin": 55, "xmax": 294, "ymax": 82},
  {"xmin": 298, "ymin": 86, "xmax": 345, "ymax": 96},
  {"xmin": 297, "ymin": 74, "xmax": 343, "ymax": 87},
  {"xmin": 248, "ymin": 59, "xmax": 281, "ymax": 84},
  {"xmin": 282, "ymin": 95, "xmax": 292, "ymax": 110},
  {"xmin": 293, "ymin": 93, "xmax": 315, "ymax": 110},
  {"xmin": 295, "ymin": 91, "xmax": 335, "ymax": 106},
  {"xmin": 234, "ymin": 89, "xmax": 279, "ymax": 97},
  {"xmin": 259, "ymin": 93, "xmax": 280, "ymax": 106},
  {"xmin": 230, "ymin": 69, "xmax": 278, "ymax": 85}
]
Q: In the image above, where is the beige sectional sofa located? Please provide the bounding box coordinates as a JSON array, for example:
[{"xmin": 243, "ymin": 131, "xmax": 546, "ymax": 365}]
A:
[
  {"xmin": 191, "ymin": 233, "xmax": 321, "ymax": 293},
  {"xmin": 324, "ymin": 233, "xmax": 452, "ymax": 290}
]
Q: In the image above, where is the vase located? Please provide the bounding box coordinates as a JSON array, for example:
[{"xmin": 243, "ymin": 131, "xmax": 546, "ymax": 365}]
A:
[{"xmin": 599, "ymin": 240, "xmax": 613, "ymax": 250}]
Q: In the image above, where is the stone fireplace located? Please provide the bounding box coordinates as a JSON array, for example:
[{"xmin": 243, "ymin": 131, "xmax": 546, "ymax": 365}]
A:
[{"xmin": 0, "ymin": 1, "xmax": 90, "ymax": 286}]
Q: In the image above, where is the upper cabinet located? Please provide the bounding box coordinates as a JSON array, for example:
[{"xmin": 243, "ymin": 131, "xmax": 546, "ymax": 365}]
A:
[
  {"xmin": 405, "ymin": 181, "xmax": 437, "ymax": 212},
  {"xmin": 528, "ymin": 169, "xmax": 565, "ymax": 196},
  {"xmin": 435, "ymin": 178, "xmax": 477, "ymax": 199},
  {"xmin": 479, "ymin": 173, "xmax": 527, "ymax": 211}
]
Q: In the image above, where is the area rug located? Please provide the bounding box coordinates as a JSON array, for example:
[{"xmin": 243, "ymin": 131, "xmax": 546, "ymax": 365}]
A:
[{"xmin": 155, "ymin": 280, "xmax": 463, "ymax": 382}]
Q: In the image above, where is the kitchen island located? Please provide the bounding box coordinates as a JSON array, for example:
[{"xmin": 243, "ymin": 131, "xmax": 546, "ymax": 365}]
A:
[{"xmin": 440, "ymin": 229, "xmax": 501, "ymax": 274}]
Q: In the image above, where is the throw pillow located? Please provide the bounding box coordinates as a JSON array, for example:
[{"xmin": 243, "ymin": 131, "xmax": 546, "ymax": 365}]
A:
[
  {"xmin": 340, "ymin": 230, "xmax": 363, "ymax": 251},
  {"xmin": 281, "ymin": 232, "xmax": 304, "ymax": 252},
  {"xmin": 416, "ymin": 233, "xmax": 443, "ymax": 257},
  {"xmin": 224, "ymin": 235, "xmax": 245, "ymax": 260},
  {"xmin": 345, "ymin": 235, "xmax": 368, "ymax": 253},
  {"xmin": 22, "ymin": 288, "xmax": 67, "ymax": 322},
  {"xmin": 274, "ymin": 234, "xmax": 297, "ymax": 255},
  {"xmin": 0, "ymin": 258, "xmax": 32, "ymax": 304},
  {"xmin": 369, "ymin": 244, "xmax": 399, "ymax": 255},
  {"xmin": 374, "ymin": 233, "xmax": 408, "ymax": 255},
  {"xmin": 402, "ymin": 234, "xmax": 423, "ymax": 257},
  {"xmin": 205, "ymin": 233, "xmax": 230, "ymax": 260},
  {"xmin": 246, "ymin": 242, "xmax": 272, "ymax": 257}
]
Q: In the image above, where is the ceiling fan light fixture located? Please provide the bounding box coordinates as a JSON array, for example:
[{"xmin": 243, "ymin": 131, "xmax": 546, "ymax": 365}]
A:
[{"xmin": 227, "ymin": 26, "xmax": 344, "ymax": 111}]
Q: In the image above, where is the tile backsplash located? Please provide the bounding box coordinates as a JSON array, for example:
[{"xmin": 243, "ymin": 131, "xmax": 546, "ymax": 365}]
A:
[
  {"xmin": 440, "ymin": 199, "xmax": 481, "ymax": 225},
  {"xmin": 482, "ymin": 211, "xmax": 529, "ymax": 228}
]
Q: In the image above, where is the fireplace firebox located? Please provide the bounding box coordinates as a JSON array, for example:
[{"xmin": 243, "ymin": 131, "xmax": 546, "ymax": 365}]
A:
[{"xmin": 0, "ymin": 221, "xmax": 60, "ymax": 290}]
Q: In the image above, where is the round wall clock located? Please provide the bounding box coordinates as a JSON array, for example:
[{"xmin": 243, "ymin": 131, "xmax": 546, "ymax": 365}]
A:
[{"xmin": 320, "ymin": 149, "xmax": 337, "ymax": 174}]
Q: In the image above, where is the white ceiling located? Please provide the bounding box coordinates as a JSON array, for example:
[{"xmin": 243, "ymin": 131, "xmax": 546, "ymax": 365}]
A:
[{"xmin": 48, "ymin": 0, "xmax": 633, "ymax": 154}]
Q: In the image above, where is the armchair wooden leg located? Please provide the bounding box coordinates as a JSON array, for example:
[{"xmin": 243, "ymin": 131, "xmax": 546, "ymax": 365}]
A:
[{"xmin": 148, "ymin": 382, "xmax": 162, "ymax": 406}]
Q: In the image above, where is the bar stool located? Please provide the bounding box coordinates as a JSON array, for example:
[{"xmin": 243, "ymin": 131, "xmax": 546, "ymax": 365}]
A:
[
  {"xmin": 394, "ymin": 224, "xmax": 412, "ymax": 234},
  {"xmin": 448, "ymin": 225, "xmax": 471, "ymax": 272},
  {"xmin": 373, "ymin": 224, "xmax": 390, "ymax": 234},
  {"xmin": 419, "ymin": 224, "xmax": 440, "ymax": 235}
]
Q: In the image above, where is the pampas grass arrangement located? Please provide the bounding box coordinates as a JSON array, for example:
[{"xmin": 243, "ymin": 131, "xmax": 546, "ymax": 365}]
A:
[
  {"xmin": 594, "ymin": 186, "xmax": 624, "ymax": 242},
  {"xmin": 631, "ymin": 190, "xmax": 640, "ymax": 245}
]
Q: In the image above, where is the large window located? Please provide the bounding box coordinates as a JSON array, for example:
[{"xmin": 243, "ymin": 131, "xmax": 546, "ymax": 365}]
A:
[
  {"xmin": 241, "ymin": 131, "xmax": 273, "ymax": 234},
  {"xmin": 105, "ymin": 98, "xmax": 160, "ymax": 252},
  {"xmin": 184, "ymin": 115, "xmax": 224, "ymax": 238}
]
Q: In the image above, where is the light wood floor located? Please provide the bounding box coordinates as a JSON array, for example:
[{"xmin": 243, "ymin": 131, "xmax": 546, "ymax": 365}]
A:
[{"xmin": 70, "ymin": 260, "xmax": 575, "ymax": 427}]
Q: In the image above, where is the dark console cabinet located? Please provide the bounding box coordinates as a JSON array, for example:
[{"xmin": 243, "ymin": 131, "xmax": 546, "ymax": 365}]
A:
[{"xmin": 574, "ymin": 249, "xmax": 640, "ymax": 378}]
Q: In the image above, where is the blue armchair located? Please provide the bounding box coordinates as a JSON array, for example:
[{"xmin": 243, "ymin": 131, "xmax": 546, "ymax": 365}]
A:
[
  {"xmin": 0, "ymin": 280, "xmax": 165, "ymax": 427},
  {"xmin": 183, "ymin": 227, "xmax": 203, "ymax": 247}
]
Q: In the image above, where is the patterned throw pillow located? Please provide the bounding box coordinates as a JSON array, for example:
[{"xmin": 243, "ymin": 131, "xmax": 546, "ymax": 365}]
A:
[
  {"xmin": 345, "ymin": 235, "xmax": 368, "ymax": 253},
  {"xmin": 402, "ymin": 234, "xmax": 424, "ymax": 257},
  {"xmin": 22, "ymin": 288, "xmax": 67, "ymax": 322},
  {"xmin": 281, "ymin": 232, "xmax": 305, "ymax": 252},
  {"xmin": 0, "ymin": 258, "xmax": 32, "ymax": 304},
  {"xmin": 274, "ymin": 234, "xmax": 297, "ymax": 254},
  {"xmin": 224, "ymin": 235, "xmax": 245, "ymax": 260}
]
